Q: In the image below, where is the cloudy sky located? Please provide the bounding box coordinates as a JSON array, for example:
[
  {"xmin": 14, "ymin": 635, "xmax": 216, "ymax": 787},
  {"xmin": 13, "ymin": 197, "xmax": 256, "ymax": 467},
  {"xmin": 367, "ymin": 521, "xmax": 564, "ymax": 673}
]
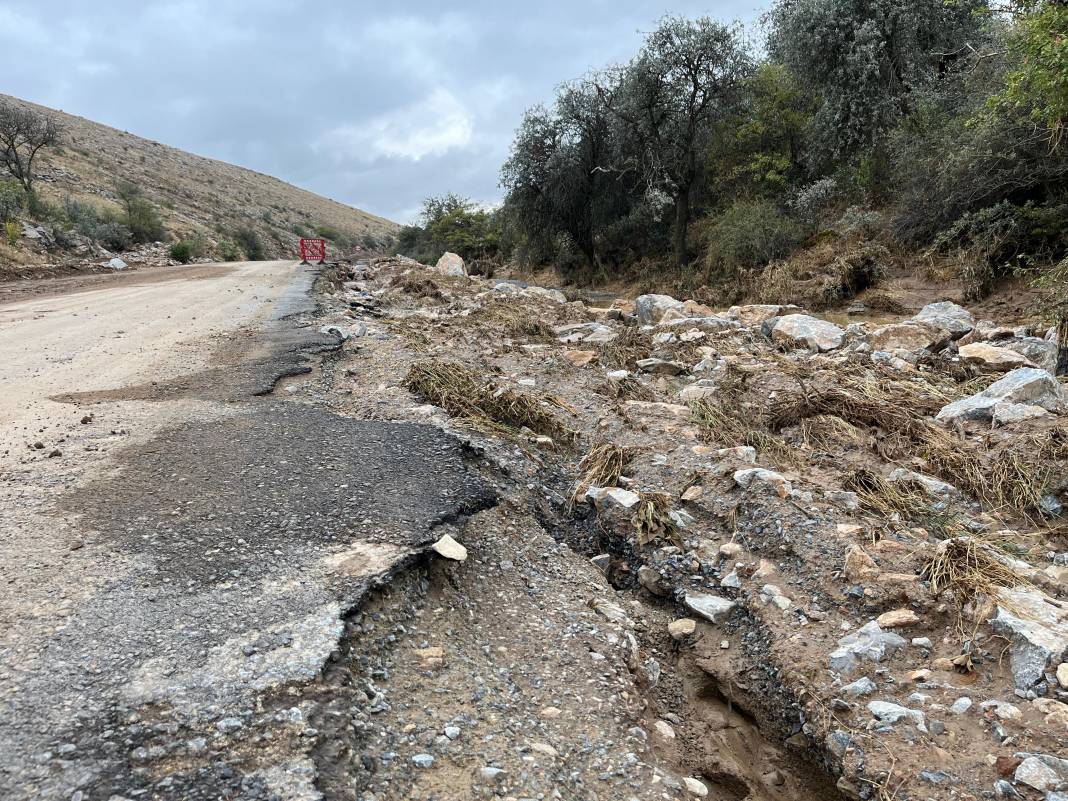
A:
[{"xmin": 0, "ymin": 1, "xmax": 764, "ymax": 224}]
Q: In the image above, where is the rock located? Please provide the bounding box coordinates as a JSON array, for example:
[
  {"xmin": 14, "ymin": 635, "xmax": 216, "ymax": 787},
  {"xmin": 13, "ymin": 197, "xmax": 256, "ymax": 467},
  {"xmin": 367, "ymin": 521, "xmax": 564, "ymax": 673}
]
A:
[
  {"xmin": 108, "ymin": 257, "xmax": 128, "ymax": 270},
  {"xmin": 636, "ymin": 357, "xmax": 686, "ymax": 376},
  {"xmin": 529, "ymin": 742, "xmax": 559, "ymax": 758},
  {"xmin": 911, "ymin": 637, "xmax": 932, "ymax": 649},
  {"xmin": 876, "ymin": 608, "xmax": 921, "ymax": 628},
  {"xmin": 1014, "ymin": 754, "xmax": 1068, "ymax": 793},
  {"xmin": 431, "ymin": 533, "xmax": 468, "ymax": 561},
  {"xmin": 867, "ymin": 700, "xmax": 926, "ymax": 729},
  {"xmin": 841, "ymin": 677, "xmax": 877, "ymax": 697},
  {"xmin": 726, "ymin": 304, "xmax": 798, "ymax": 325},
  {"xmin": 888, "ymin": 468, "xmax": 957, "ymax": 497},
  {"xmin": 958, "ymin": 342, "xmax": 1034, "ymax": 371},
  {"xmin": 683, "ymin": 592, "xmax": 735, "ymax": 623},
  {"xmin": 906, "ymin": 669, "xmax": 932, "ymax": 682},
  {"xmin": 635, "ymin": 294, "xmax": 684, "ymax": 324},
  {"xmin": 989, "ymin": 587, "xmax": 1068, "ymax": 688},
  {"xmin": 562, "ymin": 350, "xmax": 597, "ymax": 368},
  {"xmin": 434, "ymin": 252, "xmax": 467, "ymax": 276},
  {"xmin": 721, "ymin": 570, "xmax": 742, "ymax": 589},
  {"xmin": 414, "ymin": 646, "xmax": 445, "ymax": 670},
  {"xmin": 733, "ymin": 468, "xmax": 792, "ymax": 498},
  {"xmin": 638, "ymin": 566, "xmax": 671, "ymax": 596},
  {"xmin": 590, "ymin": 554, "xmax": 611, "ymax": 574},
  {"xmin": 319, "ymin": 324, "xmax": 351, "ymax": 340},
  {"xmin": 585, "ymin": 486, "xmax": 641, "ymax": 510},
  {"xmin": 936, "ymin": 367, "xmax": 1068, "ymax": 424},
  {"xmin": 653, "ymin": 720, "xmax": 676, "ymax": 740},
  {"xmin": 870, "ymin": 321, "xmax": 950, "ymax": 353},
  {"xmin": 1003, "ymin": 336, "xmax": 1059, "ymax": 373},
  {"xmin": 680, "ymin": 485, "xmax": 703, "ymax": 501},
  {"xmin": 992, "ymin": 402, "xmax": 1050, "ymax": 426},
  {"xmin": 479, "ymin": 767, "xmax": 506, "ymax": 782},
  {"xmin": 770, "ymin": 314, "xmax": 846, "ymax": 352},
  {"xmin": 912, "ymin": 301, "xmax": 974, "ymax": 338},
  {"xmin": 844, "ymin": 545, "xmax": 879, "ymax": 582},
  {"xmin": 950, "ymin": 696, "xmax": 973, "ymax": 715},
  {"xmin": 830, "ymin": 622, "xmax": 907, "ymax": 674},
  {"xmin": 668, "ymin": 618, "xmax": 697, "ymax": 639},
  {"xmin": 523, "ymin": 286, "xmax": 567, "ymax": 303},
  {"xmin": 412, "ymin": 753, "xmax": 435, "ymax": 768},
  {"xmin": 539, "ymin": 706, "xmax": 562, "ymax": 719},
  {"xmin": 444, "ymin": 725, "xmax": 461, "ymax": 740},
  {"xmin": 682, "ymin": 777, "xmax": 709, "ymax": 797},
  {"xmin": 581, "ymin": 325, "xmax": 618, "ymax": 345},
  {"xmin": 715, "ymin": 446, "xmax": 757, "ymax": 464},
  {"xmin": 1058, "ymin": 662, "xmax": 1068, "ymax": 689}
]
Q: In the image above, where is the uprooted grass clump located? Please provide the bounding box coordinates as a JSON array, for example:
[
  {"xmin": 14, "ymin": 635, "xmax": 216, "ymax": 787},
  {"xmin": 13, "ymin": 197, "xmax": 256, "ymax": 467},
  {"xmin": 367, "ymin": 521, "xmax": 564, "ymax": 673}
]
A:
[
  {"xmin": 690, "ymin": 397, "xmax": 805, "ymax": 469},
  {"xmin": 471, "ymin": 299, "xmax": 558, "ymax": 341},
  {"xmin": 571, "ymin": 443, "xmax": 635, "ymax": 509},
  {"xmin": 923, "ymin": 537, "xmax": 1029, "ymax": 624},
  {"xmin": 598, "ymin": 327, "xmax": 653, "ymax": 370},
  {"xmin": 405, "ymin": 361, "xmax": 574, "ymax": 441},
  {"xmin": 389, "ymin": 273, "xmax": 445, "ymax": 301},
  {"xmin": 632, "ymin": 491, "xmax": 680, "ymax": 548},
  {"xmin": 598, "ymin": 375, "xmax": 657, "ymax": 402}
]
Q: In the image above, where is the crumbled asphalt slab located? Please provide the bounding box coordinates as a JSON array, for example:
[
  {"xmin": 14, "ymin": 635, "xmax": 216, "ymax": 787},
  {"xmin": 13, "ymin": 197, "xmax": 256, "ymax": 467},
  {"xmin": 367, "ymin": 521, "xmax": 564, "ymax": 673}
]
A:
[{"xmin": 0, "ymin": 265, "xmax": 499, "ymax": 801}]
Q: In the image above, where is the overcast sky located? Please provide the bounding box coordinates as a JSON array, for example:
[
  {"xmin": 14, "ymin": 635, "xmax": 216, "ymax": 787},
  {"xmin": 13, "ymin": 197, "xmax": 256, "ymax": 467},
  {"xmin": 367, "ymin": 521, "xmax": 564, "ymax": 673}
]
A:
[{"xmin": 0, "ymin": 1, "xmax": 764, "ymax": 224}]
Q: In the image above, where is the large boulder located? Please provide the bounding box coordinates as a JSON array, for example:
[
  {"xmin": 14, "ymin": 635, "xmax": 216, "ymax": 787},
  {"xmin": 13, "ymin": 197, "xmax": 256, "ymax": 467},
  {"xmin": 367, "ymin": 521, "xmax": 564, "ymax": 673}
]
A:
[
  {"xmin": 989, "ymin": 588, "xmax": 1068, "ymax": 689},
  {"xmin": 770, "ymin": 314, "xmax": 845, "ymax": 352},
  {"xmin": 726, "ymin": 304, "xmax": 800, "ymax": 325},
  {"xmin": 434, "ymin": 252, "xmax": 468, "ymax": 276},
  {"xmin": 912, "ymin": 301, "xmax": 974, "ymax": 339},
  {"xmin": 936, "ymin": 367, "xmax": 1068, "ymax": 423},
  {"xmin": 870, "ymin": 321, "xmax": 950, "ymax": 353},
  {"xmin": 958, "ymin": 342, "xmax": 1034, "ymax": 372},
  {"xmin": 635, "ymin": 294, "xmax": 684, "ymax": 325},
  {"xmin": 1002, "ymin": 336, "xmax": 1059, "ymax": 373}
]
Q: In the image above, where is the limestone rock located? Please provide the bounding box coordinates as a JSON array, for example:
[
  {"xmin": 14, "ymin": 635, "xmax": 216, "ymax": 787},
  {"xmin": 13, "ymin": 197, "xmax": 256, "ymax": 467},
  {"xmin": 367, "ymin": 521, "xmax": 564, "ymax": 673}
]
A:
[
  {"xmin": 958, "ymin": 342, "xmax": 1034, "ymax": 371},
  {"xmin": 876, "ymin": 608, "xmax": 920, "ymax": 628},
  {"xmin": 1002, "ymin": 336, "xmax": 1059, "ymax": 373},
  {"xmin": 523, "ymin": 286, "xmax": 567, "ymax": 304},
  {"xmin": 989, "ymin": 587, "xmax": 1068, "ymax": 688},
  {"xmin": 108, "ymin": 257, "xmax": 128, "ymax": 270},
  {"xmin": 912, "ymin": 301, "xmax": 974, "ymax": 338},
  {"xmin": 936, "ymin": 367, "xmax": 1068, "ymax": 424},
  {"xmin": 1014, "ymin": 754, "xmax": 1068, "ymax": 793},
  {"xmin": 435, "ymin": 251, "xmax": 467, "ymax": 276},
  {"xmin": 562, "ymin": 350, "xmax": 597, "ymax": 368},
  {"xmin": 635, "ymin": 293, "xmax": 684, "ymax": 324},
  {"xmin": 830, "ymin": 622, "xmax": 907, "ymax": 673},
  {"xmin": 888, "ymin": 468, "xmax": 958, "ymax": 497},
  {"xmin": 585, "ymin": 486, "xmax": 641, "ymax": 511},
  {"xmin": 867, "ymin": 700, "xmax": 926, "ymax": 729},
  {"xmin": 682, "ymin": 777, "xmax": 709, "ymax": 797},
  {"xmin": 870, "ymin": 321, "xmax": 950, "ymax": 353},
  {"xmin": 683, "ymin": 592, "xmax": 735, "ymax": 623},
  {"xmin": 431, "ymin": 534, "xmax": 468, "ymax": 561},
  {"xmin": 668, "ymin": 618, "xmax": 697, "ymax": 639},
  {"xmin": 770, "ymin": 314, "xmax": 845, "ymax": 352},
  {"xmin": 993, "ymin": 401, "xmax": 1050, "ymax": 426},
  {"xmin": 636, "ymin": 357, "xmax": 686, "ymax": 376},
  {"xmin": 727, "ymin": 303, "xmax": 798, "ymax": 325},
  {"xmin": 733, "ymin": 468, "xmax": 791, "ymax": 498}
]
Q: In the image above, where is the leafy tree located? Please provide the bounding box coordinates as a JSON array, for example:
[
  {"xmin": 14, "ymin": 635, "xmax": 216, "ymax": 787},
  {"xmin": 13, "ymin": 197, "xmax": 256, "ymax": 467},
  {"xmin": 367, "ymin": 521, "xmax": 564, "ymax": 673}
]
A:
[
  {"xmin": 115, "ymin": 181, "xmax": 166, "ymax": 243},
  {"xmin": 0, "ymin": 180, "xmax": 24, "ymax": 222},
  {"xmin": 597, "ymin": 16, "xmax": 752, "ymax": 267},
  {"xmin": 997, "ymin": 0, "xmax": 1068, "ymax": 151},
  {"xmin": 767, "ymin": 0, "xmax": 990, "ymax": 166},
  {"xmin": 0, "ymin": 101, "xmax": 61, "ymax": 195},
  {"xmin": 706, "ymin": 63, "xmax": 814, "ymax": 201}
]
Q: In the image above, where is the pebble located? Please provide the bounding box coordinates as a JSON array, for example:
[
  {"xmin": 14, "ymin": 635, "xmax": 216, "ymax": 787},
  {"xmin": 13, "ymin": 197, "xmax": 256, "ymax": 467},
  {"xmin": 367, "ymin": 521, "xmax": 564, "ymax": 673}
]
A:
[
  {"xmin": 431, "ymin": 533, "xmax": 467, "ymax": 561},
  {"xmin": 875, "ymin": 608, "xmax": 920, "ymax": 628},
  {"xmin": 668, "ymin": 618, "xmax": 697, "ymax": 639},
  {"xmin": 412, "ymin": 753, "xmax": 434, "ymax": 768},
  {"xmin": 444, "ymin": 726, "xmax": 460, "ymax": 740},
  {"xmin": 682, "ymin": 777, "xmax": 709, "ymax": 797},
  {"xmin": 950, "ymin": 697, "xmax": 973, "ymax": 715}
]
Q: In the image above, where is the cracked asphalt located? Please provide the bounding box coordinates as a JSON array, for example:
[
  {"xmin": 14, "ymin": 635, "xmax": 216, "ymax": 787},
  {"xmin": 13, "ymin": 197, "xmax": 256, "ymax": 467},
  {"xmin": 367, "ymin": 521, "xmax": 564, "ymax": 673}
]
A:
[{"xmin": 0, "ymin": 260, "xmax": 494, "ymax": 800}]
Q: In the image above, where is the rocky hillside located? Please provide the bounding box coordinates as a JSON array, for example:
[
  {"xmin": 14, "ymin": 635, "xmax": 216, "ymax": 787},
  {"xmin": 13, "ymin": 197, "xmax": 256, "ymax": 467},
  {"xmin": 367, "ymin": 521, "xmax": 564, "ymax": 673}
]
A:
[{"xmin": 0, "ymin": 93, "xmax": 397, "ymax": 276}]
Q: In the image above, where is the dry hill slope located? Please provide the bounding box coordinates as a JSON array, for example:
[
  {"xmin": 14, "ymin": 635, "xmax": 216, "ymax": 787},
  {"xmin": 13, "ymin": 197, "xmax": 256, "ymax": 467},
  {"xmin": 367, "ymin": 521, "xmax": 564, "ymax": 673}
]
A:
[{"xmin": 0, "ymin": 93, "xmax": 397, "ymax": 269}]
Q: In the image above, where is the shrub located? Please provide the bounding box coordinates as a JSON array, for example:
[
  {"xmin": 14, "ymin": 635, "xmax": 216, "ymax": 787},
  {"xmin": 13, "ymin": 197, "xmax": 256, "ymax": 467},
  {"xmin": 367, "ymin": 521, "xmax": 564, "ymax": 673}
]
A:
[
  {"xmin": 0, "ymin": 180, "xmax": 24, "ymax": 222},
  {"xmin": 5, "ymin": 219, "xmax": 19, "ymax": 245},
  {"xmin": 169, "ymin": 240, "xmax": 193, "ymax": 263},
  {"xmin": 233, "ymin": 226, "xmax": 264, "ymax": 260},
  {"xmin": 217, "ymin": 239, "xmax": 240, "ymax": 261},
  {"xmin": 125, "ymin": 197, "xmax": 166, "ymax": 243},
  {"xmin": 702, "ymin": 200, "xmax": 805, "ymax": 277},
  {"xmin": 96, "ymin": 222, "xmax": 132, "ymax": 251}
]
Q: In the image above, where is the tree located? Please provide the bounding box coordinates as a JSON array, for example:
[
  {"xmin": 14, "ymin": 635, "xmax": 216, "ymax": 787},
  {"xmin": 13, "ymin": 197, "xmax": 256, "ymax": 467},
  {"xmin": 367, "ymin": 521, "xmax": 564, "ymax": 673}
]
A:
[
  {"xmin": 597, "ymin": 16, "xmax": 752, "ymax": 267},
  {"xmin": 115, "ymin": 181, "xmax": 166, "ymax": 243},
  {"xmin": 767, "ymin": 0, "xmax": 990, "ymax": 167},
  {"xmin": 0, "ymin": 101, "xmax": 61, "ymax": 195}
]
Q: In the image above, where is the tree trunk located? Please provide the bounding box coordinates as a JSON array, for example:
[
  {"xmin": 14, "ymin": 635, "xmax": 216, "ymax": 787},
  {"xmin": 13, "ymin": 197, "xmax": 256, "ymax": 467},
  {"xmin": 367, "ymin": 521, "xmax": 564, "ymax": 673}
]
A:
[{"xmin": 672, "ymin": 190, "xmax": 690, "ymax": 270}]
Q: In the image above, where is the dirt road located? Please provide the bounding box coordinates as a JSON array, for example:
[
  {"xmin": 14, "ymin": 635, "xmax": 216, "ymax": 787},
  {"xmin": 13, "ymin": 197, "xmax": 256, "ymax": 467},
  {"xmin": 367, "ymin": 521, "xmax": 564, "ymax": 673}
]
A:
[{"xmin": 0, "ymin": 261, "xmax": 492, "ymax": 800}]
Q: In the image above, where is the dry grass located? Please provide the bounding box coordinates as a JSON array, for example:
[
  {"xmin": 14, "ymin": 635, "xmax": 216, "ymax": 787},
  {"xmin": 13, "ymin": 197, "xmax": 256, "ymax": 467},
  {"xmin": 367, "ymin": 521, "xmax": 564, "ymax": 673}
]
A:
[
  {"xmin": 862, "ymin": 289, "xmax": 910, "ymax": 315},
  {"xmin": 473, "ymin": 300, "xmax": 558, "ymax": 341},
  {"xmin": 405, "ymin": 361, "xmax": 574, "ymax": 441},
  {"xmin": 799, "ymin": 414, "xmax": 868, "ymax": 453},
  {"xmin": 598, "ymin": 327, "xmax": 653, "ymax": 370},
  {"xmin": 632, "ymin": 492, "xmax": 680, "ymax": 548},
  {"xmin": 690, "ymin": 397, "xmax": 806, "ymax": 469},
  {"xmin": 389, "ymin": 274, "xmax": 445, "ymax": 301},
  {"xmin": 923, "ymin": 537, "xmax": 1029, "ymax": 618},
  {"xmin": 598, "ymin": 375, "xmax": 657, "ymax": 402},
  {"xmin": 578, "ymin": 443, "xmax": 633, "ymax": 489}
]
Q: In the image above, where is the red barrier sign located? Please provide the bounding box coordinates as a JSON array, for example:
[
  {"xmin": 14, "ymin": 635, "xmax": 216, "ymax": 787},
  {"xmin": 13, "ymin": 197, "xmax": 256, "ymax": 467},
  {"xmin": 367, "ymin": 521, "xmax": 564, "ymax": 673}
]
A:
[{"xmin": 299, "ymin": 238, "xmax": 327, "ymax": 263}]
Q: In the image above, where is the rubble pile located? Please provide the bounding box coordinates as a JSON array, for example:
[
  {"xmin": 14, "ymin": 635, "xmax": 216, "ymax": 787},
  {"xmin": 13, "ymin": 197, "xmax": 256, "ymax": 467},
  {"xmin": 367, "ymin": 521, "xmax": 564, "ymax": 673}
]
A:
[{"xmin": 312, "ymin": 254, "xmax": 1068, "ymax": 801}]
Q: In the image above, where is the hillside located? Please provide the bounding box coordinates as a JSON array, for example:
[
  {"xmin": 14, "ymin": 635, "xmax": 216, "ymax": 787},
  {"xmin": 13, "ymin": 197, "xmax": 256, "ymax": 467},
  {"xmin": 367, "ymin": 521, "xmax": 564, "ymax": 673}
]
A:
[{"xmin": 0, "ymin": 93, "xmax": 397, "ymax": 275}]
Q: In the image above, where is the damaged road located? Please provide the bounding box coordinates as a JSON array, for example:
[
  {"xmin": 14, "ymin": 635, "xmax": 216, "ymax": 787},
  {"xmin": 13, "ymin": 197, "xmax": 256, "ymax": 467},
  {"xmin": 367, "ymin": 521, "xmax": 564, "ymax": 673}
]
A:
[{"xmin": 0, "ymin": 260, "xmax": 494, "ymax": 800}]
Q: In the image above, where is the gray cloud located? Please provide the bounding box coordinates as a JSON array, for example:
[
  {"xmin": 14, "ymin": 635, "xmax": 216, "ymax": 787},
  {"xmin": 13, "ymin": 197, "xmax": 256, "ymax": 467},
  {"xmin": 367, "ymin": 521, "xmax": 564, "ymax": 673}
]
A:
[{"xmin": 1, "ymin": 0, "xmax": 764, "ymax": 222}]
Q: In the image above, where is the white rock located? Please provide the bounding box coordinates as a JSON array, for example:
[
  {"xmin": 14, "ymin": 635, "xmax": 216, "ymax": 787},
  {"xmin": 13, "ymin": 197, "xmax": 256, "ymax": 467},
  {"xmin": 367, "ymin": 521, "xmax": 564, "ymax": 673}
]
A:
[
  {"xmin": 585, "ymin": 486, "xmax": 641, "ymax": 510},
  {"xmin": 733, "ymin": 468, "xmax": 791, "ymax": 498},
  {"xmin": 992, "ymin": 401, "xmax": 1050, "ymax": 427},
  {"xmin": 989, "ymin": 587, "xmax": 1068, "ymax": 688},
  {"xmin": 682, "ymin": 777, "xmax": 709, "ymax": 797},
  {"xmin": 936, "ymin": 367, "xmax": 1068, "ymax": 424},
  {"xmin": 431, "ymin": 534, "xmax": 467, "ymax": 561},
  {"xmin": 635, "ymin": 294, "xmax": 684, "ymax": 325},
  {"xmin": 867, "ymin": 700, "xmax": 926, "ymax": 729},
  {"xmin": 683, "ymin": 592, "xmax": 735, "ymax": 623},
  {"xmin": 958, "ymin": 342, "xmax": 1034, "ymax": 371},
  {"xmin": 1002, "ymin": 336, "xmax": 1059, "ymax": 373},
  {"xmin": 949, "ymin": 696, "xmax": 973, "ymax": 715},
  {"xmin": 434, "ymin": 252, "xmax": 467, "ymax": 276},
  {"xmin": 829, "ymin": 622, "xmax": 906, "ymax": 674},
  {"xmin": 108, "ymin": 257, "xmax": 128, "ymax": 270},
  {"xmin": 652, "ymin": 720, "xmax": 676, "ymax": 740},
  {"xmin": 840, "ymin": 677, "xmax": 876, "ymax": 697},
  {"xmin": 1058, "ymin": 662, "xmax": 1068, "ymax": 689},
  {"xmin": 912, "ymin": 301, "xmax": 974, "ymax": 338},
  {"xmin": 770, "ymin": 314, "xmax": 845, "ymax": 352},
  {"xmin": 1014, "ymin": 755, "xmax": 1068, "ymax": 793},
  {"xmin": 888, "ymin": 468, "xmax": 957, "ymax": 497},
  {"xmin": 668, "ymin": 618, "xmax": 697, "ymax": 639},
  {"xmin": 523, "ymin": 286, "xmax": 567, "ymax": 303}
]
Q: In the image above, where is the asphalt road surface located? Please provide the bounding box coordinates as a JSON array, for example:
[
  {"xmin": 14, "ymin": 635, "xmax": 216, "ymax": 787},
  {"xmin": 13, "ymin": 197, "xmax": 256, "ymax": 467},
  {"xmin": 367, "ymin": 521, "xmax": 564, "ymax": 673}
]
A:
[{"xmin": 0, "ymin": 261, "xmax": 494, "ymax": 800}]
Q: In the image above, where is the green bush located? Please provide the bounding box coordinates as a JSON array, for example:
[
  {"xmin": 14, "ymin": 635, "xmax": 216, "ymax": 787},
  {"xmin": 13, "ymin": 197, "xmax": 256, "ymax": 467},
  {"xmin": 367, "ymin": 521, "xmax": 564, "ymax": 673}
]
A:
[
  {"xmin": 217, "ymin": 239, "xmax": 240, "ymax": 261},
  {"xmin": 233, "ymin": 226, "xmax": 264, "ymax": 260},
  {"xmin": 96, "ymin": 222, "xmax": 132, "ymax": 251},
  {"xmin": 169, "ymin": 240, "xmax": 193, "ymax": 263},
  {"xmin": 5, "ymin": 220, "xmax": 19, "ymax": 245},
  {"xmin": 125, "ymin": 197, "xmax": 165, "ymax": 243},
  {"xmin": 702, "ymin": 200, "xmax": 805, "ymax": 277},
  {"xmin": 0, "ymin": 181, "xmax": 24, "ymax": 222}
]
